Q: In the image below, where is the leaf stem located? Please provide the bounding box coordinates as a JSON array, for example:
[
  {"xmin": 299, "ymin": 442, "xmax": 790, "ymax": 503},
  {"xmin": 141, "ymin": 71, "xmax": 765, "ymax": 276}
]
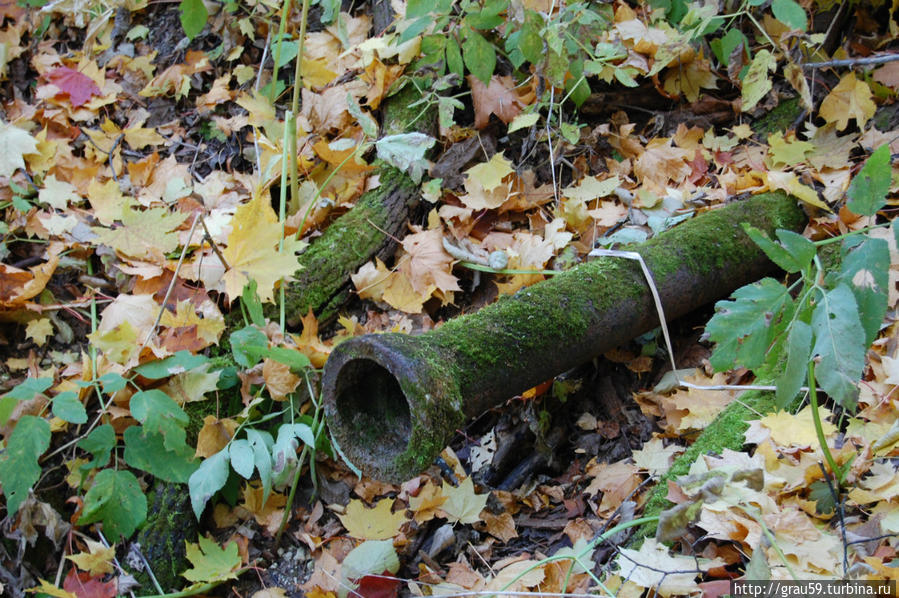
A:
[{"xmin": 807, "ymin": 360, "xmax": 842, "ymax": 485}]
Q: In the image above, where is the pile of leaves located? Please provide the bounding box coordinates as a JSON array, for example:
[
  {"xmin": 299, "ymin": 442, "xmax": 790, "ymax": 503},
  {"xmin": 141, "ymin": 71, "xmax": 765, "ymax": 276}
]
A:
[{"xmin": 1, "ymin": 0, "xmax": 899, "ymax": 596}]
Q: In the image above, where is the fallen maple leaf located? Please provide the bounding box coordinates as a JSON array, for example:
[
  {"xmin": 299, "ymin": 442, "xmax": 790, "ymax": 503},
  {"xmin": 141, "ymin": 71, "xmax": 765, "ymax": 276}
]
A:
[
  {"xmin": 45, "ymin": 66, "xmax": 101, "ymax": 108},
  {"xmin": 468, "ymin": 75, "xmax": 530, "ymax": 129},
  {"xmin": 222, "ymin": 194, "xmax": 306, "ymax": 303},
  {"xmin": 439, "ymin": 477, "xmax": 487, "ymax": 525},
  {"xmin": 0, "ymin": 118, "xmax": 38, "ymax": 178},
  {"xmin": 338, "ymin": 498, "xmax": 407, "ymax": 540},
  {"xmin": 66, "ymin": 538, "xmax": 115, "ymax": 576},
  {"xmin": 819, "ymin": 72, "xmax": 876, "ymax": 131}
]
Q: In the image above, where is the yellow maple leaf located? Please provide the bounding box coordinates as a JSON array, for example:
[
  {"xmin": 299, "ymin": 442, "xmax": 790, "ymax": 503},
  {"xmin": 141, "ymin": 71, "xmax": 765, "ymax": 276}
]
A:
[
  {"xmin": 439, "ymin": 477, "xmax": 488, "ymax": 525},
  {"xmin": 222, "ymin": 194, "xmax": 305, "ymax": 303},
  {"xmin": 819, "ymin": 72, "xmax": 876, "ymax": 131},
  {"xmin": 338, "ymin": 498, "xmax": 407, "ymax": 540},
  {"xmin": 92, "ymin": 206, "xmax": 188, "ymax": 261},
  {"xmin": 759, "ymin": 406, "xmax": 836, "ymax": 448},
  {"xmin": 465, "ymin": 152, "xmax": 514, "ymax": 193},
  {"xmin": 66, "ymin": 538, "xmax": 115, "ymax": 576},
  {"xmin": 25, "ymin": 317, "xmax": 54, "ymax": 345},
  {"xmin": 408, "ymin": 481, "xmax": 448, "ymax": 523}
]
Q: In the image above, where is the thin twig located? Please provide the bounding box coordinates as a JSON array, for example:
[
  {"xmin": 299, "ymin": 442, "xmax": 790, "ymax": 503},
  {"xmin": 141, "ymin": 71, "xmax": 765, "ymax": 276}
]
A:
[
  {"xmin": 803, "ymin": 54, "xmax": 899, "ymax": 69},
  {"xmin": 140, "ymin": 212, "xmax": 201, "ymax": 353}
]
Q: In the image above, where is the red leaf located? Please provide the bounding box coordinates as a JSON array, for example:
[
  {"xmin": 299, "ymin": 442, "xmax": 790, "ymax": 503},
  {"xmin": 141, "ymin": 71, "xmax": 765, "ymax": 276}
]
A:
[
  {"xmin": 45, "ymin": 67, "xmax": 101, "ymax": 108},
  {"xmin": 63, "ymin": 569, "xmax": 117, "ymax": 598},
  {"xmin": 349, "ymin": 571, "xmax": 400, "ymax": 598}
]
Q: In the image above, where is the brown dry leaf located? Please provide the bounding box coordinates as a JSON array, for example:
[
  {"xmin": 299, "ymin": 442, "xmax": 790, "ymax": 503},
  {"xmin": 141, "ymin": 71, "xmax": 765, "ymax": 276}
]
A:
[
  {"xmin": 658, "ymin": 371, "xmax": 737, "ymax": 434},
  {"xmin": 487, "ymin": 559, "xmax": 545, "ymax": 593},
  {"xmin": 0, "ymin": 253, "xmax": 59, "ymax": 309},
  {"xmin": 633, "ymin": 138, "xmax": 692, "ymax": 191},
  {"xmin": 195, "ymin": 415, "xmax": 238, "ymax": 458},
  {"xmin": 585, "ymin": 460, "xmax": 643, "ymax": 514},
  {"xmin": 261, "ymin": 358, "xmax": 300, "ymax": 401},
  {"xmin": 241, "ymin": 485, "xmax": 288, "ymax": 535},
  {"xmin": 662, "ymin": 53, "xmax": 717, "ymax": 102},
  {"xmin": 819, "ymin": 72, "xmax": 876, "ymax": 131},
  {"xmin": 292, "ymin": 310, "xmax": 332, "ymax": 368},
  {"xmin": 481, "ymin": 511, "xmax": 518, "ymax": 542},
  {"xmin": 468, "ymin": 75, "xmax": 530, "ymax": 129},
  {"xmin": 873, "ymin": 61, "xmax": 899, "ymax": 89},
  {"xmin": 399, "ymin": 228, "xmax": 460, "ymax": 295},
  {"xmin": 409, "ymin": 481, "xmax": 447, "ymax": 523}
]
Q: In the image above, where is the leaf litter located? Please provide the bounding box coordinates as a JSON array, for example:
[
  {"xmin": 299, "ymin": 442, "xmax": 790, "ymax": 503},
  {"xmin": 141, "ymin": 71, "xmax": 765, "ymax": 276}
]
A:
[{"xmin": 0, "ymin": 0, "xmax": 898, "ymax": 597}]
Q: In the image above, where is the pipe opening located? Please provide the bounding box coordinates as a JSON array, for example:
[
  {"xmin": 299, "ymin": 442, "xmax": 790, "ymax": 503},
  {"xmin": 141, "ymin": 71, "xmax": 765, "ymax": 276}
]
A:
[{"xmin": 332, "ymin": 358, "xmax": 412, "ymax": 464}]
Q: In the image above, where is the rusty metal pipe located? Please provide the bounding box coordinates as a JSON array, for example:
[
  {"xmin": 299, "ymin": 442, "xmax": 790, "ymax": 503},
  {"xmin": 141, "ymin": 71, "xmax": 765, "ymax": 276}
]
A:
[{"xmin": 322, "ymin": 193, "xmax": 806, "ymax": 481}]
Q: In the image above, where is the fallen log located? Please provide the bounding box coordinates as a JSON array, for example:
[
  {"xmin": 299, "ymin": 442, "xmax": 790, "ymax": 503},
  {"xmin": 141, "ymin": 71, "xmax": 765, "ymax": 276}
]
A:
[
  {"xmin": 322, "ymin": 192, "xmax": 807, "ymax": 482},
  {"xmin": 274, "ymin": 77, "xmax": 437, "ymax": 327}
]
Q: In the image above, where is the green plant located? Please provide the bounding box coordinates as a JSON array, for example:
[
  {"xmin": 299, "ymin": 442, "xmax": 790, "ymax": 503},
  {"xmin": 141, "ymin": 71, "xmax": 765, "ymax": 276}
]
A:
[{"xmin": 706, "ymin": 144, "xmax": 894, "ymax": 485}]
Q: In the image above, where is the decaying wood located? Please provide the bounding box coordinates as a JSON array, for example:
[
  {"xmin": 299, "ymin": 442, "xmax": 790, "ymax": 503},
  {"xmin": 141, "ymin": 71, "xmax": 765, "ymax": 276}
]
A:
[{"xmin": 322, "ymin": 192, "xmax": 807, "ymax": 482}]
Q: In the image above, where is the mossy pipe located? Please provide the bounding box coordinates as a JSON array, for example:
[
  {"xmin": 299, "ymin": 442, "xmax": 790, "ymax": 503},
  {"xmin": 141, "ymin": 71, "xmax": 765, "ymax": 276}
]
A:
[{"xmin": 322, "ymin": 192, "xmax": 807, "ymax": 482}]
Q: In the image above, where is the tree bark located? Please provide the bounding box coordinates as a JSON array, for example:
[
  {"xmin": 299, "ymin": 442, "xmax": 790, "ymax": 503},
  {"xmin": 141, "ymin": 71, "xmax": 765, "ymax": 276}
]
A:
[{"xmin": 321, "ymin": 192, "xmax": 808, "ymax": 482}]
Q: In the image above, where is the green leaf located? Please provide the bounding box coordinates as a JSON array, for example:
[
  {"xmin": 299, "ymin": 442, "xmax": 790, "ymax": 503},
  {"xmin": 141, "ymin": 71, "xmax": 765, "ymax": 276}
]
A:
[
  {"xmin": 265, "ymin": 346, "xmax": 311, "ymax": 372},
  {"xmin": 839, "ymin": 236, "xmax": 889, "ymax": 346},
  {"xmin": 188, "ymin": 449, "xmax": 230, "ymax": 519},
  {"xmin": 847, "ymin": 144, "xmax": 891, "ymax": 216},
  {"xmin": 445, "ymin": 37, "xmax": 464, "ymax": 78},
  {"xmin": 775, "ymin": 320, "xmax": 811, "ymax": 408},
  {"xmin": 508, "ymin": 112, "xmax": 540, "ymax": 134},
  {"xmin": 743, "ymin": 225, "xmax": 815, "ymax": 273},
  {"xmin": 462, "ymin": 29, "xmax": 496, "ymax": 85},
  {"xmin": 3, "ymin": 377, "xmax": 52, "ymax": 400},
  {"xmin": 711, "ymin": 28, "xmax": 746, "ymax": 66},
  {"xmin": 179, "ymin": 0, "xmax": 208, "ymax": 40},
  {"xmin": 228, "ymin": 439, "xmax": 254, "ymax": 479},
  {"xmin": 811, "ymin": 284, "xmax": 865, "ymax": 409},
  {"xmin": 78, "ymin": 469, "xmax": 147, "ymax": 542},
  {"xmin": 463, "ymin": 0, "xmax": 506, "ymax": 30},
  {"xmin": 246, "ymin": 429, "xmax": 273, "ymax": 504},
  {"xmin": 240, "ymin": 279, "xmax": 264, "ymax": 327},
  {"xmin": 398, "ymin": 15, "xmax": 432, "ymax": 44},
  {"xmin": 707, "ymin": 278, "xmax": 794, "ymax": 371},
  {"xmin": 135, "ymin": 351, "xmax": 209, "ymax": 379},
  {"xmin": 97, "ymin": 372, "xmax": 127, "ymax": 393},
  {"xmin": 77, "ymin": 424, "xmax": 115, "ymax": 472},
  {"xmin": 808, "ymin": 479, "xmax": 836, "ymax": 515},
  {"xmin": 771, "ymin": 0, "xmax": 807, "ymax": 31},
  {"xmin": 517, "ymin": 11, "xmax": 545, "ymax": 64},
  {"xmin": 230, "ymin": 325, "xmax": 269, "ymax": 368},
  {"xmin": 130, "ymin": 389, "xmax": 189, "ymax": 452},
  {"xmin": 52, "ymin": 391, "xmax": 87, "ymax": 424},
  {"xmin": 182, "ymin": 535, "xmax": 241, "ymax": 583},
  {"xmin": 123, "ymin": 427, "xmax": 198, "ymax": 483},
  {"xmin": 0, "ymin": 415, "xmax": 51, "ymax": 514}
]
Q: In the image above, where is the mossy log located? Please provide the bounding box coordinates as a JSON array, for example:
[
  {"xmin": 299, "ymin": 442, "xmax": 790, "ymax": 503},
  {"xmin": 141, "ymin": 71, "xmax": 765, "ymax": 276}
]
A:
[
  {"xmin": 132, "ymin": 480, "xmax": 197, "ymax": 595},
  {"xmin": 322, "ymin": 192, "xmax": 807, "ymax": 482},
  {"xmin": 275, "ymin": 78, "xmax": 437, "ymax": 328}
]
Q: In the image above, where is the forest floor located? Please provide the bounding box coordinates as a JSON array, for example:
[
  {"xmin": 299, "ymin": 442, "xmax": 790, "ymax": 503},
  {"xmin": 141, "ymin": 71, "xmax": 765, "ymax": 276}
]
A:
[{"xmin": 1, "ymin": 0, "xmax": 899, "ymax": 597}]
